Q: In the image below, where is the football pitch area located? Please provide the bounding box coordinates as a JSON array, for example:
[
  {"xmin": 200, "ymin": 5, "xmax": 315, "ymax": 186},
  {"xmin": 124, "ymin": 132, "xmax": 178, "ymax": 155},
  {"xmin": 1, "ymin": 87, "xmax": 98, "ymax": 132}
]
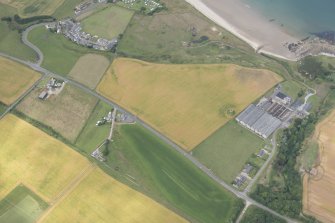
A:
[
  {"xmin": 0, "ymin": 185, "xmax": 48, "ymax": 223},
  {"xmin": 81, "ymin": 5, "xmax": 134, "ymax": 39}
]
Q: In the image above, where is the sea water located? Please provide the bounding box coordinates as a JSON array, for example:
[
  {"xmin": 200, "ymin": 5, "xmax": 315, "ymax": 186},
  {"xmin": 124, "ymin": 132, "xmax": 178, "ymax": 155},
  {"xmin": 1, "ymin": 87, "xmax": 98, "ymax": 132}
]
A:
[{"xmin": 242, "ymin": 0, "xmax": 335, "ymax": 38}]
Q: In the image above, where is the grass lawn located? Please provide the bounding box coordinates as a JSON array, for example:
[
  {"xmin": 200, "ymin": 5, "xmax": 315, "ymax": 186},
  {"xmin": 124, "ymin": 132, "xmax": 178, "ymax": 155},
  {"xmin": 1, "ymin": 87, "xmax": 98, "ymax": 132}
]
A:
[
  {"xmin": 102, "ymin": 124, "xmax": 244, "ymax": 223},
  {"xmin": 240, "ymin": 205, "xmax": 286, "ymax": 223},
  {"xmin": 97, "ymin": 58, "xmax": 281, "ymax": 150},
  {"xmin": 0, "ymin": 4, "xmax": 37, "ymax": 61},
  {"xmin": 75, "ymin": 100, "xmax": 112, "ymax": 153},
  {"xmin": 17, "ymin": 84, "xmax": 98, "ymax": 142},
  {"xmin": 0, "ymin": 114, "xmax": 90, "ymax": 201},
  {"xmin": 281, "ymin": 80, "xmax": 306, "ymax": 100},
  {"xmin": 68, "ymin": 54, "xmax": 110, "ymax": 89},
  {"xmin": 42, "ymin": 169, "xmax": 187, "ymax": 223},
  {"xmin": 28, "ymin": 26, "xmax": 110, "ymax": 76},
  {"xmin": 193, "ymin": 120, "xmax": 265, "ymax": 183},
  {"xmin": 0, "ymin": 185, "xmax": 48, "ymax": 223},
  {"xmin": 0, "ymin": 56, "xmax": 41, "ymax": 105},
  {"xmin": 81, "ymin": 5, "xmax": 134, "ymax": 39}
]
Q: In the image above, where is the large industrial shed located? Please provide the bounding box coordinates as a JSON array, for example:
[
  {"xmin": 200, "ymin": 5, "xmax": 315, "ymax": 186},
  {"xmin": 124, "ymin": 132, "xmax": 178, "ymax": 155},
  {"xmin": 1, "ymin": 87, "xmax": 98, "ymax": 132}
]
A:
[{"xmin": 236, "ymin": 104, "xmax": 282, "ymax": 139}]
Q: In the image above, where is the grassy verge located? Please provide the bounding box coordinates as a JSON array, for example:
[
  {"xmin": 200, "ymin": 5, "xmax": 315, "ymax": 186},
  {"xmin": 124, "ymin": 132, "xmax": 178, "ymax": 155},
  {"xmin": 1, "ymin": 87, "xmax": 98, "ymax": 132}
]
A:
[
  {"xmin": 28, "ymin": 26, "xmax": 111, "ymax": 75},
  {"xmin": 240, "ymin": 205, "xmax": 286, "ymax": 223},
  {"xmin": 0, "ymin": 102, "xmax": 7, "ymax": 115},
  {"xmin": 193, "ymin": 120, "xmax": 265, "ymax": 183},
  {"xmin": 100, "ymin": 124, "xmax": 244, "ymax": 223}
]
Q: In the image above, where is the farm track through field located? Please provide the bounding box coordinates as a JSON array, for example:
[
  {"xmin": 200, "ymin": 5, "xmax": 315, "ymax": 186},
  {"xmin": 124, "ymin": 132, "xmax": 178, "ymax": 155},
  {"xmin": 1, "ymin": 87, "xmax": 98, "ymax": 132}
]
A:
[
  {"xmin": 36, "ymin": 163, "xmax": 96, "ymax": 223},
  {"xmin": 0, "ymin": 24, "xmax": 300, "ymax": 223}
]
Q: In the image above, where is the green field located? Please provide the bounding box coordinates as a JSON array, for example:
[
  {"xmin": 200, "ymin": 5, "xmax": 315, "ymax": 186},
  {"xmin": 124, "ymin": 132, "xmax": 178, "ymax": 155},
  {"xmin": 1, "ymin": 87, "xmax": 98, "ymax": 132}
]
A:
[
  {"xmin": 193, "ymin": 120, "xmax": 265, "ymax": 183},
  {"xmin": 75, "ymin": 100, "xmax": 112, "ymax": 153},
  {"xmin": 0, "ymin": 185, "xmax": 48, "ymax": 223},
  {"xmin": 281, "ymin": 80, "xmax": 306, "ymax": 100},
  {"xmin": 301, "ymin": 139, "xmax": 319, "ymax": 170},
  {"xmin": 102, "ymin": 124, "xmax": 244, "ymax": 223},
  {"xmin": 0, "ymin": 4, "xmax": 37, "ymax": 61},
  {"xmin": 52, "ymin": 0, "xmax": 84, "ymax": 19},
  {"xmin": 28, "ymin": 26, "xmax": 109, "ymax": 75},
  {"xmin": 240, "ymin": 205, "xmax": 286, "ymax": 223},
  {"xmin": 81, "ymin": 6, "xmax": 134, "ymax": 39}
]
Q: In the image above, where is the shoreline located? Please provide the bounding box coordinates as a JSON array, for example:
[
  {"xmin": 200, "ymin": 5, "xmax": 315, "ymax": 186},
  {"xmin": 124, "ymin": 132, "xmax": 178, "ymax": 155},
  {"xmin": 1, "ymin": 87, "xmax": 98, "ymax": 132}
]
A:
[{"xmin": 184, "ymin": 0, "xmax": 301, "ymax": 61}]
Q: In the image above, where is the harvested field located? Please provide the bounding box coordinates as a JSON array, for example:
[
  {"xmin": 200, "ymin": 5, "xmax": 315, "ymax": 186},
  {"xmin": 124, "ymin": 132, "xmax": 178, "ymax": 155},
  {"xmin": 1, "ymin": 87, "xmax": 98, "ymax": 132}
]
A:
[
  {"xmin": 68, "ymin": 54, "xmax": 110, "ymax": 89},
  {"xmin": 0, "ymin": 114, "xmax": 90, "ymax": 202},
  {"xmin": 0, "ymin": 0, "xmax": 65, "ymax": 17},
  {"xmin": 42, "ymin": 169, "xmax": 188, "ymax": 223},
  {"xmin": 0, "ymin": 56, "xmax": 41, "ymax": 105},
  {"xmin": 303, "ymin": 110, "xmax": 335, "ymax": 223},
  {"xmin": 97, "ymin": 58, "xmax": 282, "ymax": 150},
  {"xmin": 17, "ymin": 84, "xmax": 98, "ymax": 142},
  {"xmin": 81, "ymin": 5, "xmax": 134, "ymax": 39}
]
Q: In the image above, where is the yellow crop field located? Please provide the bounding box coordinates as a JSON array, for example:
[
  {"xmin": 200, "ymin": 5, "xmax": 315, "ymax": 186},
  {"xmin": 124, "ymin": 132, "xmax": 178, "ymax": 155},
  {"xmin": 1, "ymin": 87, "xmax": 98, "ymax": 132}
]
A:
[
  {"xmin": 0, "ymin": 114, "xmax": 90, "ymax": 202},
  {"xmin": 42, "ymin": 168, "xmax": 188, "ymax": 223},
  {"xmin": 0, "ymin": 0, "xmax": 64, "ymax": 17},
  {"xmin": 303, "ymin": 110, "xmax": 335, "ymax": 223},
  {"xmin": 97, "ymin": 58, "xmax": 282, "ymax": 150},
  {"xmin": 0, "ymin": 56, "xmax": 41, "ymax": 105},
  {"xmin": 69, "ymin": 54, "xmax": 110, "ymax": 89}
]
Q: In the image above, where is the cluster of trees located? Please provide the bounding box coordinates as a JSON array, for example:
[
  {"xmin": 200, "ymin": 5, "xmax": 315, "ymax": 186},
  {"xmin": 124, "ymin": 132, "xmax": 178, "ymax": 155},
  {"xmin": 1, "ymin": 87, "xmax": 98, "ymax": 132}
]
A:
[
  {"xmin": 240, "ymin": 206, "xmax": 286, "ymax": 223},
  {"xmin": 298, "ymin": 56, "xmax": 335, "ymax": 80},
  {"xmin": 251, "ymin": 115, "xmax": 318, "ymax": 219},
  {"xmin": 250, "ymin": 87, "xmax": 335, "ymax": 222},
  {"xmin": 1, "ymin": 14, "xmax": 55, "ymax": 33}
]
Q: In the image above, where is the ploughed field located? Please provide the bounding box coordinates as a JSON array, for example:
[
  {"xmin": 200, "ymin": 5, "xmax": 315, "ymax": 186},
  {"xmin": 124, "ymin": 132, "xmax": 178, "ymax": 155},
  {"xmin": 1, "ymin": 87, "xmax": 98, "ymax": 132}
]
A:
[
  {"xmin": 0, "ymin": 0, "xmax": 65, "ymax": 17},
  {"xmin": 68, "ymin": 54, "xmax": 110, "ymax": 89},
  {"xmin": 303, "ymin": 110, "xmax": 335, "ymax": 223},
  {"xmin": 97, "ymin": 58, "xmax": 282, "ymax": 150},
  {"xmin": 0, "ymin": 56, "xmax": 41, "ymax": 105},
  {"xmin": 17, "ymin": 84, "xmax": 98, "ymax": 142}
]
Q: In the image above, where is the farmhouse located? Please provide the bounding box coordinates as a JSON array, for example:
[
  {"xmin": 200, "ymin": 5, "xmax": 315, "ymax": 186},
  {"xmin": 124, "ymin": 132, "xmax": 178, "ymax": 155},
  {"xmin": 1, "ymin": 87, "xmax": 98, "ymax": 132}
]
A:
[{"xmin": 38, "ymin": 91, "xmax": 48, "ymax": 100}]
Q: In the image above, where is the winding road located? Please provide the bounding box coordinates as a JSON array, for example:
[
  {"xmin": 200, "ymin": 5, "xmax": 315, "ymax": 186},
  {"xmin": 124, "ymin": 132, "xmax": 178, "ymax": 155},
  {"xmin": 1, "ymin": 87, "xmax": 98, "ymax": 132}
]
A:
[{"xmin": 0, "ymin": 24, "xmax": 299, "ymax": 223}]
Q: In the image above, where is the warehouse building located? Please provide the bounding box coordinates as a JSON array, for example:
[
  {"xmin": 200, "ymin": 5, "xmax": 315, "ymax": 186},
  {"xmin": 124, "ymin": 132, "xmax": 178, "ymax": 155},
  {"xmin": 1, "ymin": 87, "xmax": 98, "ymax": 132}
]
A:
[{"xmin": 236, "ymin": 104, "xmax": 282, "ymax": 139}]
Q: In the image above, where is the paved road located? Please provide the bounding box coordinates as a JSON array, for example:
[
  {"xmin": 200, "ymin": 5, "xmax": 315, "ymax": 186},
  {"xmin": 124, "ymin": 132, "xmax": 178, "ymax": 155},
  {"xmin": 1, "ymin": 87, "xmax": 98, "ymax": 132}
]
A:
[
  {"xmin": 0, "ymin": 26, "xmax": 299, "ymax": 223},
  {"xmin": 22, "ymin": 24, "xmax": 45, "ymax": 65}
]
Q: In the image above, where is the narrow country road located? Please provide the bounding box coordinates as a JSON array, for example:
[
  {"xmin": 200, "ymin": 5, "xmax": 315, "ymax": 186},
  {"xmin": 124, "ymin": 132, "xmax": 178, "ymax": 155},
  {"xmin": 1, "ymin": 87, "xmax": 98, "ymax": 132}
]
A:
[{"xmin": 0, "ymin": 24, "xmax": 299, "ymax": 223}]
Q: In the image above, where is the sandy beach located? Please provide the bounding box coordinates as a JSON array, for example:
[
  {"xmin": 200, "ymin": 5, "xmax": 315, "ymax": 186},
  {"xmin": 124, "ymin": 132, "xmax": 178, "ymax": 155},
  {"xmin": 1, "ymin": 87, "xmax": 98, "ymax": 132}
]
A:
[{"xmin": 184, "ymin": 0, "xmax": 300, "ymax": 60}]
